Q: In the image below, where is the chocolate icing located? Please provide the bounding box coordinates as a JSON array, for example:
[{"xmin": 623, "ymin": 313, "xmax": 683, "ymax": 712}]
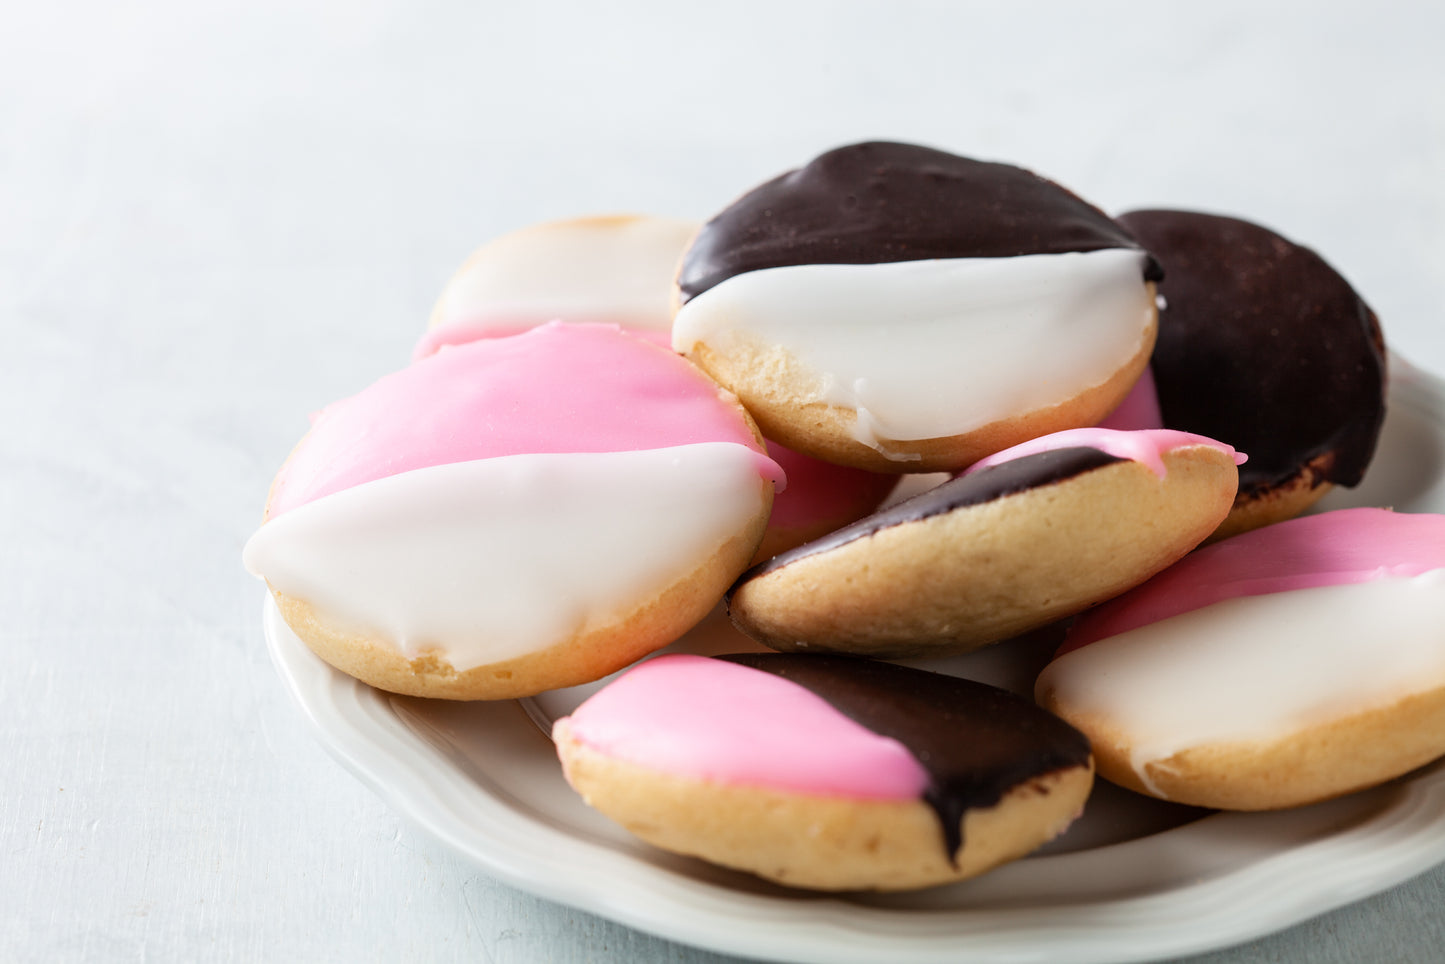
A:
[
  {"xmin": 736, "ymin": 447, "xmax": 1124, "ymax": 582},
  {"xmin": 717, "ymin": 654, "xmax": 1092, "ymax": 861},
  {"xmin": 1117, "ymin": 210, "xmax": 1386, "ymax": 493},
  {"xmin": 678, "ymin": 141, "xmax": 1162, "ymax": 303}
]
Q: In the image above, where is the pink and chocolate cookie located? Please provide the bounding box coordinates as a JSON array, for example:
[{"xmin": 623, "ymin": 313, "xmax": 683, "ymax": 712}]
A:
[
  {"xmin": 728, "ymin": 428, "xmax": 1242, "ymax": 658},
  {"xmin": 553, "ymin": 653, "xmax": 1093, "ymax": 891},
  {"xmin": 672, "ymin": 141, "xmax": 1161, "ymax": 472},
  {"xmin": 1037, "ymin": 508, "xmax": 1445, "ymax": 810},
  {"xmin": 1115, "ymin": 210, "xmax": 1387, "ymax": 539},
  {"xmin": 243, "ymin": 323, "xmax": 782, "ymax": 699}
]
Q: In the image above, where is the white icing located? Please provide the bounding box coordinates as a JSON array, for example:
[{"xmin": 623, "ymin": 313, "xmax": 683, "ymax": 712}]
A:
[
  {"xmin": 242, "ymin": 443, "xmax": 767, "ymax": 670},
  {"xmin": 671, "ymin": 249, "xmax": 1154, "ymax": 453},
  {"xmin": 430, "ymin": 215, "xmax": 698, "ymax": 332},
  {"xmin": 1036, "ymin": 573, "xmax": 1445, "ymax": 794}
]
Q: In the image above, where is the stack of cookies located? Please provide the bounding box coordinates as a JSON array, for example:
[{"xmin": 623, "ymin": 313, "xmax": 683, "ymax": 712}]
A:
[{"xmin": 247, "ymin": 141, "xmax": 1445, "ymax": 893}]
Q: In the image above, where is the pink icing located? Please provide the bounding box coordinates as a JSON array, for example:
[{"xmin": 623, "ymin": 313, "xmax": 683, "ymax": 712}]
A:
[
  {"xmin": 412, "ymin": 320, "xmax": 671, "ymax": 361},
  {"xmin": 1096, "ymin": 366, "xmax": 1164, "ymax": 431},
  {"xmin": 967, "ymin": 427, "xmax": 1246, "ymax": 480},
  {"xmin": 269, "ymin": 323, "xmax": 783, "ymax": 517},
  {"xmin": 411, "ymin": 320, "xmax": 893, "ymax": 537},
  {"xmin": 1062, "ymin": 508, "xmax": 1445, "ymax": 654},
  {"xmin": 559, "ymin": 654, "xmax": 928, "ymax": 799},
  {"xmin": 766, "ymin": 442, "xmax": 897, "ymax": 530}
]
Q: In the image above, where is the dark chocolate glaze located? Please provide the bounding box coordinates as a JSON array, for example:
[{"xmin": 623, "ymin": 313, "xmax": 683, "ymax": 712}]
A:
[
  {"xmin": 677, "ymin": 141, "xmax": 1161, "ymax": 303},
  {"xmin": 735, "ymin": 447, "xmax": 1124, "ymax": 583},
  {"xmin": 717, "ymin": 654, "xmax": 1092, "ymax": 861},
  {"xmin": 1117, "ymin": 210, "xmax": 1386, "ymax": 493}
]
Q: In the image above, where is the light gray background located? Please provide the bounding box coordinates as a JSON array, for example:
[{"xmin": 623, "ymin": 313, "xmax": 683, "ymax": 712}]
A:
[{"xmin": 4, "ymin": 1, "xmax": 1444, "ymax": 960}]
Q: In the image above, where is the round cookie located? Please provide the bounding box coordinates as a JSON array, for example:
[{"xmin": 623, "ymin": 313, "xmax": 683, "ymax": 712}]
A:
[
  {"xmin": 412, "ymin": 214, "xmax": 898, "ymax": 562},
  {"xmin": 727, "ymin": 428, "xmax": 1242, "ymax": 658},
  {"xmin": 1115, "ymin": 210, "xmax": 1387, "ymax": 540},
  {"xmin": 553, "ymin": 653, "xmax": 1093, "ymax": 891},
  {"xmin": 417, "ymin": 214, "xmax": 697, "ymax": 358},
  {"xmin": 243, "ymin": 323, "xmax": 782, "ymax": 700},
  {"xmin": 1036, "ymin": 508, "xmax": 1445, "ymax": 810},
  {"xmin": 672, "ymin": 141, "xmax": 1162, "ymax": 472}
]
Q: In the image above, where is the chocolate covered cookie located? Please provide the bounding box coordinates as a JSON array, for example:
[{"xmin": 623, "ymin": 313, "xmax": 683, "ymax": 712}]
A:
[
  {"xmin": 1116, "ymin": 209, "xmax": 1387, "ymax": 538},
  {"xmin": 554, "ymin": 653, "xmax": 1093, "ymax": 891},
  {"xmin": 672, "ymin": 142, "xmax": 1161, "ymax": 472}
]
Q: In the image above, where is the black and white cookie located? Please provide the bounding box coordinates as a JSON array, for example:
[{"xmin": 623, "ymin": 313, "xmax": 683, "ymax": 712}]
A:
[{"xmin": 672, "ymin": 142, "xmax": 1162, "ymax": 472}]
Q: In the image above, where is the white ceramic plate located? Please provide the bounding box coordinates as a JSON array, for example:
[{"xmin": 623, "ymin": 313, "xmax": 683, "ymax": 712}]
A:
[{"xmin": 265, "ymin": 357, "xmax": 1445, "ymax": 964}]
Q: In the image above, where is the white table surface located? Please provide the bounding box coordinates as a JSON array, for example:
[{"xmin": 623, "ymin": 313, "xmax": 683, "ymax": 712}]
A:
[{"xmin": 5, "ymin": 1, "xmax": 1445, "ymax": 960}]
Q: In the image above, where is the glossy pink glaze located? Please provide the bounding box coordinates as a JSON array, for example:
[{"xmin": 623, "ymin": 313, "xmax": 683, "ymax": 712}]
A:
[
  {"xmin": 413, "ymin": 320, "xmax": 894, "ymax": 535},
  {"xmin": 1062, "ymin": 508, "xmax": 1445, "ymax": 654},
  {"xmin": 560, "ymin": 654, "xmax": 928, "ymax": 799},
  {"xmin": 1096, "ymin": 366, "xmax": 1164, "ymax": 431},
  {"xmin": 412, "ymin": 320, "xmax": 671, "ymax": 361},
  {"xmin": 269, "ymin": 323, "xmax": 783, "ymax": 517},
  {"xmin": 967, "ymin": 427, "xmax": 1245, "ymax": 480}
]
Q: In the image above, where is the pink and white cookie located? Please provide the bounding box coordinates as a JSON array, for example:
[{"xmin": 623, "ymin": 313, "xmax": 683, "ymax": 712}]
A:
[
  {"xmin": 244, "ymin": 323, "xmax": 782, "ymax": 700},
  {"xmin": 1037, "ymin": 508, "xmax": 1445, "ymax": 810},
  {"xmin": 553, "ymin": 653, "xmax": 1093, "ymax": 891},
  {"xmin": 728, "ymin": 428, "xmax": 1242, "ymax": 658}
]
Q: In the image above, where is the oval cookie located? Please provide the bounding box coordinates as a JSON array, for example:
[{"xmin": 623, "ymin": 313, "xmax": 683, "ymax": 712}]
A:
[
  {"xmin": 244, "ymin": 323, "xmax": 782, "ymax": 699},
  {"xmin": 1116, "ymin": 209, "xmax": 1387, "ymax": 539},
  {"xmin": 554, "ymin": 653, "xmax": 1093, "ymax": 891},
  {"xmin": 1037, "ymin": 508, "xmax": 1445, "ymax": 809},
  {"xmin": 728, "ymin": 429, "xmax": 1242, "ymax": 658}
]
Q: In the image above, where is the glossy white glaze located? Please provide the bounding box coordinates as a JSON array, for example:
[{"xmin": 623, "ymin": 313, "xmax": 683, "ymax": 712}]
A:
[
  {"xmin": 671, "ymin": 249, "xmax": 1154, "ymax": 453},
  {"xmin": 1037, "ymin": 572, "xmax": 1445, "ymax": 794}
]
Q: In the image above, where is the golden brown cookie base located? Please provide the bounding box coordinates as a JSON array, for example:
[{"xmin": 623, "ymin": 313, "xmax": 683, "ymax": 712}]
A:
[
  {"xmin": 270, "ymin": 482, "xmax": 770, "ymax": 700},
  {"xmin": 729, "ymin": 445, "xmax": 1237, "ymax": 658},
  {"xmin": 1208, "ymin": 462, "xmax": 1335, "ymax": 543},
  {"xmin": 751, "ymin": 523, "xmax": 821, "ymax": 567},
  {"xmin": 683, "ymin": 285, "xmax": 1157, "ymax": 474},
  {"xmin": 1042, "ymin": 685, "xmax": 1445, "ymax": 811},
  {"xmin": 555, "ymin": 722, "xmax": 1093, "ymax": 891}
]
